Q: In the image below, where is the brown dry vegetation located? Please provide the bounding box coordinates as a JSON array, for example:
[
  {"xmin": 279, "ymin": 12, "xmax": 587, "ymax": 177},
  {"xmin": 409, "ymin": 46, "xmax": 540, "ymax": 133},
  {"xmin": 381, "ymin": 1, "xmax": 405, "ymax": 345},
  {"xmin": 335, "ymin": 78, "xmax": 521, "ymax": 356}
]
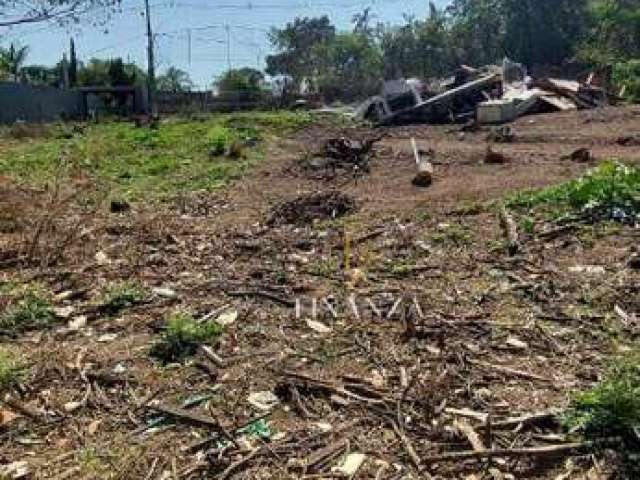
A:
[{"xmin": 0, "ymin": 106, "xmax": 639, "ymax": 479}]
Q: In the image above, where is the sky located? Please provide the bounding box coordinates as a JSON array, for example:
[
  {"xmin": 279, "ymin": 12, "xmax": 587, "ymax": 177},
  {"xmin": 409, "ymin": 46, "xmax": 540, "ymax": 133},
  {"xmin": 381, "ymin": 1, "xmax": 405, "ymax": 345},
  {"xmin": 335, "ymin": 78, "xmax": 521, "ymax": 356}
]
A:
[{"xmin": 3, "ymin": 0, "xmax": 450, "ymax": 89}]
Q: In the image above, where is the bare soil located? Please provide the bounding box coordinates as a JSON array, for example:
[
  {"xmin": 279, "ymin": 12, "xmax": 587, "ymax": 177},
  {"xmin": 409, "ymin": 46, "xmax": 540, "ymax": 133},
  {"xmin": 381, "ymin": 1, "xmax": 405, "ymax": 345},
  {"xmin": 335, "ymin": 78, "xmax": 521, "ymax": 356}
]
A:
[{"xmin": 1, "ymin": 106, "xmax": 639, "ymax": 479}]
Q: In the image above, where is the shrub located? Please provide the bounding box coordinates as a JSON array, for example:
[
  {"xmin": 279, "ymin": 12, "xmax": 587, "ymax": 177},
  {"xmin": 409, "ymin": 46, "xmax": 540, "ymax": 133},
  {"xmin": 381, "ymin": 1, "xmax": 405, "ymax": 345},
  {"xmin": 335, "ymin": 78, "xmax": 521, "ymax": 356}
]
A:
[{"xmin": 150, "ymin": 312, "xmax": 223, "ymax": 363}]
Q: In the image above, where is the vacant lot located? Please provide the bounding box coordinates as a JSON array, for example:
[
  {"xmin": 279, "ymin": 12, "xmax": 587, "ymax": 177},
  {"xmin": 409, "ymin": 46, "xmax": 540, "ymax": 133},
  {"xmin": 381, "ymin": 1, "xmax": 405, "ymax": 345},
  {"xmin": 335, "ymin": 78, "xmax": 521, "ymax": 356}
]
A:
[{"xmin": 0, "ymin": 107, "xmax": 639, "ymax": 479}]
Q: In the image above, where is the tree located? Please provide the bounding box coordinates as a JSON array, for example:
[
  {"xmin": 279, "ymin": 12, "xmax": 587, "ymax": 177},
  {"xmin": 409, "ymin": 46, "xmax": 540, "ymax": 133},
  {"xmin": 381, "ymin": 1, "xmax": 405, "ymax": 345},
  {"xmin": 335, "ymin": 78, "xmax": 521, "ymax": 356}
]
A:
[
  {"xmin": 157, "ymin": 67, "xmax": 194, "ymax": 93},
  {"xmin": 446, "ymin": 0, "xmax": 589, "ymax": 68},
  {"xmin": 76, "ymin": 58, "xmax": 145, "ymax": 87},
  {"xmin": 352, "ymin": 7, "xmax": 376, "ymax": 36},
  {"xmin": 20, "ymin": 65, "xmax": 59, "ymax": 85},
  {"xmin": 0, "ymin": 0, "xmax": 119, "ymax": 27},
  {"xmin": 69, "ymin": 38, "xmax": 78, "ymax": 87},
  {"xmin": 447, "ymin": 0, "xmax": 505, "ymax": 67},
  {"xmin": 266, "ymin": 16, "xmax": 336, "ymax": 87},
  {"xmin": 316, "ymin": 32, "xmax": 382, "ymax": 100},
  {"xmin": 378, "ymin": 4, "xmax": 453, "ymax": 79},
  {"xmin": 216, "ymin": 68, "xmax": 264, "ymax": 102},
  {"xmin": 0, "ymin": 43, "xmax": 29, "ymax": 81},
  {"xmin": 579, "ymin": 0, "xmax": 640, "ymax": 65}
]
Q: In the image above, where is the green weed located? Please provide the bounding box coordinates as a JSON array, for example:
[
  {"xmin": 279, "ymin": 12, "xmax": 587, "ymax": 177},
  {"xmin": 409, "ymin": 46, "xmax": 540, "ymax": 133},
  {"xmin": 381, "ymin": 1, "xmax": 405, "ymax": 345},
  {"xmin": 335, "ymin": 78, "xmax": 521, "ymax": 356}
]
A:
[
  {"xmin": 207, "ymin": 125, "xmax": 233, "ymax": 156},
  {"xmin": 101, "ymin": 282, "xmax": 145, "ymax": 315},
  {"xmin": 519, "ymin": 216, "xmax": 535, "ymax": 235},
  {"xmin": 564, "ymin": 350, "xmax": 640, "ymax": 474},
  {"xmin": 508, "ymin": 161, "xmax": 640, "ymax": 220},
  {"xmin": 0, "ymin": 111, "xmax": 317, "ymax": 200},
  {"xmin": 150, "ymin": 311, "xmax": 223, "ymax": 363},
  {"xmin": 430, "ymin": 223, "xmax": 472, "ymax": 246},
  {"xmin": 0, "ymin": 348, "xmax": 25, "ymax": 392},
  {"xmin": 565, "ymin": 351, "xmax": 640, "ymax": 438},
  {"xmin": 0, "ymin": 292, "xmax": 54, "ymax": 333}
]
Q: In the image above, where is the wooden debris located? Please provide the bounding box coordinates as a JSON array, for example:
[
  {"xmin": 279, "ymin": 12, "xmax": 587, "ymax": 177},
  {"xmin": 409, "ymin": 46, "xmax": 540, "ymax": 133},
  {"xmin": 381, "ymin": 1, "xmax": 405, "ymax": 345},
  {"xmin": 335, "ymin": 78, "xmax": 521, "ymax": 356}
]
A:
[
  {"xmin": 484, "ymin": 146, "xmax": 509, "ymax": 164},
  {"xmin": 146, "ymin": 403, "xmax": 222, "ymax": 429},
  {"xmin": 487, "ymin": 410, "xmax": 561, "ymax": 430},
  {"xmin": 454, "ymin": 419, "xmax": 486, "ymax": 452},
  {"xmin": 2, "ymin": 396, "xmax": 41, "ymax": 421},
  {"xmin": 498, "ymin": 206, "xmax": 520, "ymax": 255},
  {"xmin": 411, "ymin": 138, "xmax": 434, "ymax": 187},
  {"xmin": 469, "ymin": 359, "xmax": 552, "ymax": 383},
  {"xmin": 199, "ymin": 345, "xmax": 226, "ymax": 368},
  {"xmin": 391, "ymin": 421, "xmax": 421, "ymax": 468},
  {"xmin": 423, "ymin": 441, "xmax": 588, "ymax": 463}
]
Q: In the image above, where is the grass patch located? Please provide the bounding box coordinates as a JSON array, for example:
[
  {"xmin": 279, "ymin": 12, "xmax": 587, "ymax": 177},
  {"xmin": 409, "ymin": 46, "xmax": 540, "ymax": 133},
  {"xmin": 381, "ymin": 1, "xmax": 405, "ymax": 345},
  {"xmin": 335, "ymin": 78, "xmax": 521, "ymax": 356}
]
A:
[
  {"xmin": 508, "ymin": 161, "xmax": 640, "ymax": 221},
  {"xmin": 0, "ymin": 292, "xmax": 55, "ymax": 334},
  {"xmin": 565, "ymin": 351, "xmax": 640, "ymax": 438},
  {"xmin": 150, "ymin": 311, "xmax": 223, "ymax": 363},
  {"xmin": 100, "ymin": 282, "xmax": 145, "ymax": 315},
  {"xmin": 564, "ymin": 350, "xmax": 640, "ymax": 473},
  {"xmin": 0, "ymin": 348, "xmax": 25, "ymax": 392},
  {"xmin": 429, "ymin": 223, "xmax": 472, "ymax": 246},
  {"xmin": 0, "ymin": 111, "xmax": 318, "ymax": 200}
]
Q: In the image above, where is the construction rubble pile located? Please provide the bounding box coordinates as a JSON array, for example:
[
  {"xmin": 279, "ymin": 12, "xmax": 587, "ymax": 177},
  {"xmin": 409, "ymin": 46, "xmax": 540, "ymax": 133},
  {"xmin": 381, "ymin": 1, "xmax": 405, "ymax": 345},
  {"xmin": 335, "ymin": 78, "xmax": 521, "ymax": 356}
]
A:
[{"xmin": 356, "ymin": 59, "xmax": 608, "ymax": 126}]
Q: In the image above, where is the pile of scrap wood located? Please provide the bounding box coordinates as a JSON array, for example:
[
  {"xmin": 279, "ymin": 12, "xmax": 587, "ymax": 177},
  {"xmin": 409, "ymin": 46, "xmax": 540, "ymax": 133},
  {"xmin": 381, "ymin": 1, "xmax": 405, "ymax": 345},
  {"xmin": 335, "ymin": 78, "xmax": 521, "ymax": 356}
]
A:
[
  {"xmin": 302, "ymin": 135, "xmax": 382, "ymax": 179},
  {"xmin": 500, "ymin": 77, "xmax": 607, "ymax": 120},
  {"xmin": 357, "ymin": 60, "xmax": 608, "ymax": 126}
]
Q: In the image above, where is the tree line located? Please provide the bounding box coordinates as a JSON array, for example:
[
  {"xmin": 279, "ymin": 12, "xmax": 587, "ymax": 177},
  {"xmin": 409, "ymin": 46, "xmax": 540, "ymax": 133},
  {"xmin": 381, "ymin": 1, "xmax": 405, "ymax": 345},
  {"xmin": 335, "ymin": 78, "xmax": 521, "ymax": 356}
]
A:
[
  {"xmin": 2, "ymin": 0, "xmax": 639, "ymax": 103},
  {"xmin": 264, "ymin": 0, "xmax": 640, "ymax": 101}
]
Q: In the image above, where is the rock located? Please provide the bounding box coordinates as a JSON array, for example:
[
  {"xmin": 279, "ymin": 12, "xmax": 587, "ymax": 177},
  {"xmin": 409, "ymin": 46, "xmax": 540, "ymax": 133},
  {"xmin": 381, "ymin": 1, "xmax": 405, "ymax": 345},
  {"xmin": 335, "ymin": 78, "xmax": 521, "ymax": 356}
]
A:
[{"xmin": 628, "ymin": 252, "xmax": 640, "ymax": 270}]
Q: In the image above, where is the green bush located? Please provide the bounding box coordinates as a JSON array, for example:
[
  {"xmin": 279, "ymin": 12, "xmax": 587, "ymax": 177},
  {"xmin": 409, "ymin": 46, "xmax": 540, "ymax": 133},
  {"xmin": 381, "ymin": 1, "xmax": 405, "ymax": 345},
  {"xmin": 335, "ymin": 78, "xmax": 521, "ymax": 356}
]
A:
[
  {"xmin": 613, "ymin": 60, "xmax": 640, "ymax": 103},
  {"xmin": 150, "ymin": 311, "xmax": 223, "ymax": 363}
]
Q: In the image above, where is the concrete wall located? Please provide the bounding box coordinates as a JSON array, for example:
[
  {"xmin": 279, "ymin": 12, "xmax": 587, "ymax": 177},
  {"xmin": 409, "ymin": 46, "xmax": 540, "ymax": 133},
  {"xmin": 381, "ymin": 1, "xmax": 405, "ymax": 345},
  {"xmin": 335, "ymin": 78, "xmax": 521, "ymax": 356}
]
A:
[{"xmin": 0, "ymin": 82, "xmax": 84, "ymax": 123}]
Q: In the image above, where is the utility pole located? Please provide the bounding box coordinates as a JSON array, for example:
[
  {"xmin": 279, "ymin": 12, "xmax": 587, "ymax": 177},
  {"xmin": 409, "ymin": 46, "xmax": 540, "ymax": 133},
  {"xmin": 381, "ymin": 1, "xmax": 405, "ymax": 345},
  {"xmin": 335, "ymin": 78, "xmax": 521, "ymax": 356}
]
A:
[
  {"xmin": 144, "ymin": 0, "xmax": 156, "ymax": 116},
  {"xmin": 225, "ymin": 23, "xmax": 231, "ymax": 71}
]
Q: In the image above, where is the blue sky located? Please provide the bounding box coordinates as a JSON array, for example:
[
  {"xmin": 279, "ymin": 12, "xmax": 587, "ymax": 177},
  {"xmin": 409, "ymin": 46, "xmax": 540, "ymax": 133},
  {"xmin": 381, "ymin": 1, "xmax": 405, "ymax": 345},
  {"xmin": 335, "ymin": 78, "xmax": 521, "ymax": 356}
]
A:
[{"xmin": 4, "ymin": 0, "xmax": 450, "ymax": 89}]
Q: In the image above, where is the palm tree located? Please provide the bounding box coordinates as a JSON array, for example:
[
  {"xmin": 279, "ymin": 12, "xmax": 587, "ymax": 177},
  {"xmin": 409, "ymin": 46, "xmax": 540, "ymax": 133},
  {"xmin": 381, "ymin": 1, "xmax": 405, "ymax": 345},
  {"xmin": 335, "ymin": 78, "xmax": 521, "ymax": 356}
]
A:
[
  {"xmin": 0, "ymin": 43, "xmax": 29, "ymax": 81},
  {"xmin": 156, "ymin": 66, "xmax": 194, "ymax": 93}
]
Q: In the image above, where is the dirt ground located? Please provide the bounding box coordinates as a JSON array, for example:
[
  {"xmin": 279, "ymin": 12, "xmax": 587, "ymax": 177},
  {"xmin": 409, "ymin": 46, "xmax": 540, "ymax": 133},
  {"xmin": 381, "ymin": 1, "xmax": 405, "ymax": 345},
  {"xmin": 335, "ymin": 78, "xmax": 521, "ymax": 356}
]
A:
[{"xmin": 1, "ymin": 106, "xmax": 639, "ymax": 479}]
